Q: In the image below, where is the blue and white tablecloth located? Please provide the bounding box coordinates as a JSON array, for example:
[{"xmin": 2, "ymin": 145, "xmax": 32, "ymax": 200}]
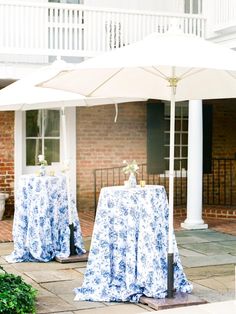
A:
[
  {"xmin": 74, "ymin": 185, "xmax": 192, "ymax": 302},
  {"xmin": 6, "ymin": 174, "xmax": 85, "ymax": 263}
]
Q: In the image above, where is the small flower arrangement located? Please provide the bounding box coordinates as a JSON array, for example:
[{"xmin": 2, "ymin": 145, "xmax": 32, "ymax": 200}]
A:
[
  {"xmin": 122, "ymin": 160, "xmax": 139, "ymax": 175},
  {"xmin": 38, "ymin": 154, "xmax": 47, "ymax": 166}
]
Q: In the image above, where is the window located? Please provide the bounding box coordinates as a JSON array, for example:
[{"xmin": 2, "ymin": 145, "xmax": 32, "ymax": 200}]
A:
[
  {"xmin": 184, "ymin": 0, "xmax": 202, "ymax": 14},
  {"xmin": 25, "ymin": 110, "xmax": 60, "ymax": 166},
  {"xmin": 147, "ymin": 100, "xmax": 189, "ymax": 174},
  {"xmin": 164, "ymin": 102, "xmax": 188, "ymax": 171}
]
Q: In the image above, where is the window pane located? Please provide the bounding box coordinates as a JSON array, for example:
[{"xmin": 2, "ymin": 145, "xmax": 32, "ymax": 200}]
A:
[
  {"xmin": 175, "ymin": 120, "xmax": 181, "ymax": 131},
  {"xmin": 175, "ymin": 133, "xmax": 180, "ymax": 144},
  {"xmin": 175, "ymin": 106, "xmax": 181, "ymax": 117},
  {"xmin": 164, "ymin": 133, "xmax": 170, "ymax": 145},
  {"xmin": 44, "ymin": 110, "xmax": 60, "ymax": 137},
  {"xmin": 26, "ymin": 110, "xmax": 42, "ymax": 137},
  {"xmin": 182, "ymin": 120, "xmax": 188, "ymax": 131},
  {"xmin": 26, "ymin": 139, "xmax": 42, "ymax": 166},
  {"xmin": 164, "ymin": 104, "xmax": 170, "ymax": 117},
  {"xmin": 165, "ymin": 119, "xmax": 170, "ymax": 130},
  {"xmin": 45, "ymin": 139, "xmax": 60, "ymax": 165},
  {"xmin": 182, "ymin": 146, "xmax": 188, "ymax": 157},
  {"xmin": 182, "ymin": 133, "xmax": 188, "ymax": 145},
  {"xmin": 181, "ymin": 159, "xmax": 188, "ymax": 170},
  {"xmin": 165, "ymin": 146, "xmax": 169, "ymax": 157},
  {"xmin": 182, "ymin": 105, "xmax": 188, "ymax": 117},
  {"xmin": 175, "ymin": 146, "xmax": 180, "ymax": 157},
  {"xmin": 165, "ymin": 159, "xmax": 169, "ymax": 170},
  {"xmin": 174, "ymin": 160, "xmax": 180, "ymax": 170}
]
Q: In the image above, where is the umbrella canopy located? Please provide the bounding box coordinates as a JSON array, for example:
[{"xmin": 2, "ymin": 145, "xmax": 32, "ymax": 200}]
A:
[
  {"xmin": 39, "ymin": 32, "xmax": 236, "ymax": 101},
  {"xmin": 38, "ymin": 31, "xmax": 236, "ymax": 297},
  {"xmin": 0, "ymin": 61, "xmax": 143, "ymax": 111}
]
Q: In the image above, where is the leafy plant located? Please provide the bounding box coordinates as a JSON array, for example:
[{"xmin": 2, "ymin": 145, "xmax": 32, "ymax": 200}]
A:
[{"xmin": 0, "ymin": 265, "xmax": 37, "ymax": 314}]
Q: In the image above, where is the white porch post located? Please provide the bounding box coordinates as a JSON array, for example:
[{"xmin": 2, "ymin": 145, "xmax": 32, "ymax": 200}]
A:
[{"xmin": 181, "ymin": 99, "xmax": 208, "ymax": 230}]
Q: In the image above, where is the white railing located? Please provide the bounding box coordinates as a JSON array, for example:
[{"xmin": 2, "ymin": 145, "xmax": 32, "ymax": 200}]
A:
[
  {"xmin": 0, "ymin": 1, "xmax": 206, "ymax": 59},
  {"xmin": 212, "ymin": 0, "xmax": 236, "ymax": 30}
]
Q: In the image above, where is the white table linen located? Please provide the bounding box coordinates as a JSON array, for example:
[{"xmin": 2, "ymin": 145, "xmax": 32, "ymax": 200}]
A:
[{"xmin": 74, "ymin": 185, "xmax": 192, "ymax": 302}]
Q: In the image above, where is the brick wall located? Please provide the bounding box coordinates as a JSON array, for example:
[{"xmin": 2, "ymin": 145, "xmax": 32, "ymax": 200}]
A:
[
  {"xmin": 76, "ymin": 102, "xmax": 147, "ymax": 211},
  {"xmin": 212, "ymin": 99, "xmax": 236, "ymax": 158},
  {"xmin": 0, "ymin": 112, "xmax": 15, "ymax": 217}
]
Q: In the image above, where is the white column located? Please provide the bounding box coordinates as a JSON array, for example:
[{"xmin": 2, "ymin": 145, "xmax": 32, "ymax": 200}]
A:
[{"xmin": 181, "ymin": 99, "xmax": 208, "ymax": 230}]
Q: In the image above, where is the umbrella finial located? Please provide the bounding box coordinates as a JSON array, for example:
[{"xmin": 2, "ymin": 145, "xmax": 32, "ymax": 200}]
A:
[{"xmin": 167, "ymin": 77, "xmax": 179, "ymax": 94}]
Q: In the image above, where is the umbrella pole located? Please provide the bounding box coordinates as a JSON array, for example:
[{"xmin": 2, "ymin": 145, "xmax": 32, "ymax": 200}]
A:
[
  {"xmin": 61, "ymin": 107, "xmax": 75, "ymax": 256},
  {"xmin": 167, "ymin": 74, "xmax": 177, "ymax": 298}
]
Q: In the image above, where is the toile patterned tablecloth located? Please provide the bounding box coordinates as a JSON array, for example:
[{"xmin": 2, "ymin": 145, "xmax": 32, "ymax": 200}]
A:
[
  {"xmin": 74, "ymin": 185, "xmax": 192, "ymax": 302},
  {"xmin": 6, "ymin": 174, "xmax": 85, "ymax": 263}
]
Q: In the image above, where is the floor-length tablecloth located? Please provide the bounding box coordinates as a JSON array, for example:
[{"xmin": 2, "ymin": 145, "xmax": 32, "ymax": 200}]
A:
[
  {"xmin": 74, "ymin": 185, "xmax": 192, "ymax": 302},
  {"xmin": 6, "ymin": 174, "xmax": 85, "ymax": 262}
]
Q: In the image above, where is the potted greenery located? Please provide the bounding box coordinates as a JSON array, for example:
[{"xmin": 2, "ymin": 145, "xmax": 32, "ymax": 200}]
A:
[{"xmin": 0, "ymin": 266, "xmax": 37, "ymax": 314}]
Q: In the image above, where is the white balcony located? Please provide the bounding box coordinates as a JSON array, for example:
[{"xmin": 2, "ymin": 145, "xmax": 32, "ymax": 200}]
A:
[{"xmin": 0, "ymin": 1, "xmax": 206, "ymax": 63}]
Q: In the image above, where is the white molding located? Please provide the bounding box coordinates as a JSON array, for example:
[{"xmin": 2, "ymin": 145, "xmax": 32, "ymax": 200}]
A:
[{"xmin": 14, "ymin": 111, "xmax": 23, "ymax": 200}]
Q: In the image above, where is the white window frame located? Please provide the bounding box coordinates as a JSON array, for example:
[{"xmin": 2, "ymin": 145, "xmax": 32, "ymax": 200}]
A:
[
  {"xmin": 24, "ymin": 109, "xmax": 61, "ymax": 170},
  {"xmin": 163, "ymin": 101, "xmax": 188, "ymax": 177}
]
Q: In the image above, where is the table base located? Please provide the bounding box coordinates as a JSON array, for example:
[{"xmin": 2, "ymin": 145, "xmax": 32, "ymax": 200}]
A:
[
  {"xmin": 139, "ymin": 292, "xmax": 207, "ymax": 311},
  {"xmin": 55, "ymin": 252, "xmax": 89, "ymax": 263}
]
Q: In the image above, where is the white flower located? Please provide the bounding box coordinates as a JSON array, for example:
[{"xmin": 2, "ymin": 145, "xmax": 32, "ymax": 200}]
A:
[
  {"xmin": 38, "ymin": 154, "xmax": 44, "ymax": 162},
  {"xmin": 38, "ymin": 154, "xmax": 47, "ymax": 166},
  {"xmin": 122, "ymin": 160, "xmax": 139, "ymax": 175}
]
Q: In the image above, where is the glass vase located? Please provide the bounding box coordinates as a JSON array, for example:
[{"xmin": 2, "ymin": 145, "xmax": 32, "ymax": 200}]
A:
[
  {"xmin": 39, "ymin": 165, "xmax": 46, "ymax": 176},
  {"xmin": 128, "ymin": 173, "xmax": 137, "ymax": 188}
]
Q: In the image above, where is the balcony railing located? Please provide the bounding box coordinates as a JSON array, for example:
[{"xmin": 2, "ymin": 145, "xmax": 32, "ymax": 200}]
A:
[
  {"xmin": 213, "ymin": 0, "xmax": 236, "ymax": 31},
  {"xmin": 0, "ymin": 1, "xmax": 206, "ymax": 60}
]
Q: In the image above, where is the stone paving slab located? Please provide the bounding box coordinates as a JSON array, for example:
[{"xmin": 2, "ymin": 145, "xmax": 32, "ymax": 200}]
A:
[
  {"xmin": 0, "ymin": 242, "xmax": 13, "ymax": 255},
  {"xmin": 153, "ymin": 300, "xmax": 236, "ymax": 314},
  {"xmin": 36, "ymin": 295, "xmax": 76, "ymax": 313},
  {"xmin": 0, "ymin": 256, "xmax": 8, "ymax": 265},
  {"xmin": 184, "ymin": 264, "xmax": 235, "ymax": 280},
  {"xmin": 41, "ymin": 279, "xmax": 84, "ymax": 295},
  {"xmin": 59, "ymin": 293, "xmax": 106, "ymax": 310},
  {"xmin": 191, "ymin": 282, "xmax": 235, "ymax": 303},
  {"xmin": 73, "ymin": 304, "xmax": 151, "ymax": 314},
  {"xmin": 26, "ymin": 269, "xmax": 83, "ymax": 283},
  {"xmin": 49, "ymin": 312, "xmax": 74, "ymax": 314},
  {"xmin": 195, "ymin": 275, "xmax": 235, "ymax": 292},
  {"xmin": 75, "ymin": 266, "xmax": 87, "ymax": 274},
  {"xmin": 176, "ymin": 229, "xmax": 235, "ymax": 239},
  {"xmin": 175, "ymin": 236, "xmax": 207, "ymax": 245},
  {"xmin": 48, "ymin": 312, "xmax": 74, "ymax": 314},
  {"xmin": 179, "ymin": 247, "xmax": 206, "ymax": 257},
  {"xmin": 180, "ymin": 254, "xmax": 236, "ymax": 267},
  {"xmin": 181, "ymin": 241, "xmax": 236, "ymax": 256},
  {"xmin": 7, "ymin": 260, "xmax": 87, "ymax": 271}
]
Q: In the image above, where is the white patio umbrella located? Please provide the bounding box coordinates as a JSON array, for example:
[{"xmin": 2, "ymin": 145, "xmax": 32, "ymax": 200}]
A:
[
  {"xmin": 38, "ymin": 31, "xmax": 236, "ymax": 296},
  {"xmin": 0, "ymin": 62, "xmax": 145, "ymax": 259}
]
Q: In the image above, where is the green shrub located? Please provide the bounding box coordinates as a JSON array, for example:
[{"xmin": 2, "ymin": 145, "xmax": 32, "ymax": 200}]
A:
[{"xmin": 0, "ymin": 265, "xmax": 37, "ymax": 314}]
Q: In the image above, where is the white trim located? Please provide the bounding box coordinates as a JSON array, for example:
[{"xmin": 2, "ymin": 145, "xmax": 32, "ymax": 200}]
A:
[{"xmin": 14, "ymin": 111, "xmax": 23, "ymax": 201}]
